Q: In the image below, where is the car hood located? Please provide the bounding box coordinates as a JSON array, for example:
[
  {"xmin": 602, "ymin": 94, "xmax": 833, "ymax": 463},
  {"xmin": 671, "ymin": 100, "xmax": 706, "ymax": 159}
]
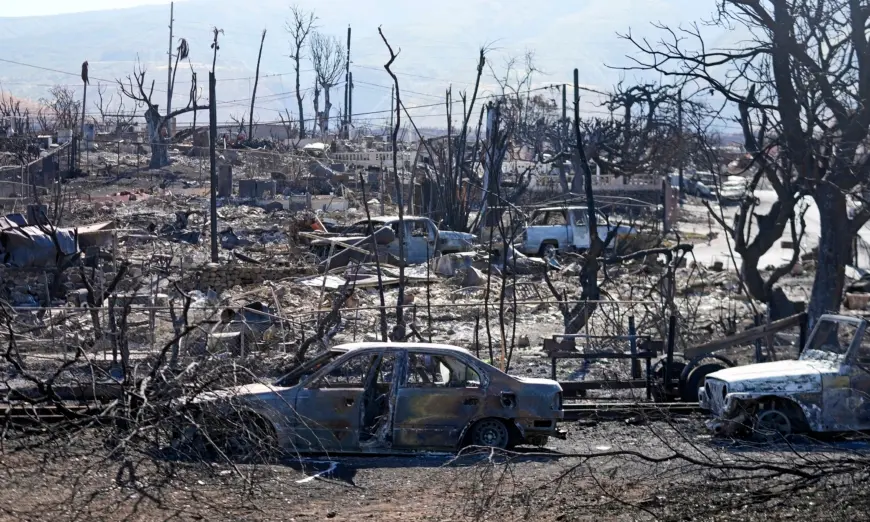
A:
[{"xmin": 707, "ymin": 360, "xmax": 829, "ymax": 394}]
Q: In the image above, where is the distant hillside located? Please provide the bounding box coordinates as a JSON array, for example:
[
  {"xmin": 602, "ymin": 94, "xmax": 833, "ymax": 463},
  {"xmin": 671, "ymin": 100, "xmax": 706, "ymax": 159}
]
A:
[{"xmin": 0, "ymin": 0, "xmax": 727, "ymax": 128}]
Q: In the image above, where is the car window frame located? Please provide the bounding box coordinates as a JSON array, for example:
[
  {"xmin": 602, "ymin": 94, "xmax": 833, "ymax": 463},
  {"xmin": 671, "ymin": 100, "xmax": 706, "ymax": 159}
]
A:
[
  {"xmin": 302, "ymin": 350, "xmax": 382, "ymax": 389},
  {"xmin": 401, "ymin": 351, "xmax": 487, "ymax": 390}
]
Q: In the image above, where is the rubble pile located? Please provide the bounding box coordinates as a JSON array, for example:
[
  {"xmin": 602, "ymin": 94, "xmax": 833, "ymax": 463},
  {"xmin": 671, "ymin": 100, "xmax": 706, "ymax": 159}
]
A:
[{"xmin": 0, "ymin": 143, "xmax": 835, "ymax": 395}]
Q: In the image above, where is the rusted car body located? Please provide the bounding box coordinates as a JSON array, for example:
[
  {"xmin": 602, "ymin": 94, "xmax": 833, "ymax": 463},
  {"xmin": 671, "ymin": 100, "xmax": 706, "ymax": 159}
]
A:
[
  {"xmin": 193, "ymin": 342, "xmax": 565, "ymax": 454},
  {"xmin": 699, "ymin": 314, "xmax": 870, "ymax": 437}
]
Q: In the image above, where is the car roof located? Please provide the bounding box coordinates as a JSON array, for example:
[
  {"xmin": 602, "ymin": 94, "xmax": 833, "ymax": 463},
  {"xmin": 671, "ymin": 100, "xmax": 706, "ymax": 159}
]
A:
[{"xmin": 330, "ymin": 342, "xmax": 474, "ymax": 356}]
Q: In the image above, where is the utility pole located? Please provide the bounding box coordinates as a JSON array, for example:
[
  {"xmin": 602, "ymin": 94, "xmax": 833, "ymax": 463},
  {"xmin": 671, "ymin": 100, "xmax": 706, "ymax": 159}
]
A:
[
  {"xmin": 166, "ymin": 2, "xmax": 175, "ymax": 116},
  {"xmin": 677, "ymin": 89, "xmax": 684, "ymax": 204},
  {"xmin": 343, "ymin": 25, "xmax": 352, "ymax": 138},
  {"xmin": 80, "ymin": 61, "xmax": 89, "ymax": 170},
  {"xmin": 208, "ymin": 72, "xmax": 219, "ymax": 263},
  {"xmin": 348, "ymin": 70, "xmax": 353, "ymax": 138},
  {"xmin": 248, "ymin": 29, "xmax": 267, "ymax": 140},
  {"xmin": 570, "ymin": 73, "xmax": 584, "ymax": 194},
  {"xmin": 560, "ymin": 83, "xmax": 567, "ymax": 193}
]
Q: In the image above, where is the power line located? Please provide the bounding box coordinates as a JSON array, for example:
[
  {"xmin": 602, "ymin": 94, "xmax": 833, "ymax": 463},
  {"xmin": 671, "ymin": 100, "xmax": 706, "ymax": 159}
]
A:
[
  {"xmin": 352, "ymin": 80, "xmax": 445, "ymax": 100},
  {"xmin": 353, "ymin": 64, "xmax": 474, "ymax": 85}
]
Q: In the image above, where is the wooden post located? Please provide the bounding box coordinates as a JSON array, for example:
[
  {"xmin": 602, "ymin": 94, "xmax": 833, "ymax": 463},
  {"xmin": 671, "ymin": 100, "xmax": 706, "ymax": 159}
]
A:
[
  {"xmin": 149, "ymin": 272, "xmax": 156, "ymax": 353},
  {"xmin": 754, "ymin": 314, "xmax": 763, "ymax": 362},
  {"xmin": 208, "ymin": 72, "xmax": 219, "ymax": 262},
  {"xmin": 166, "ymin": 2, "xmax": 174, "ymax": 115},
  {"xmin": 665, "ymin": 314, "xmax": 677, "ymax": 392},
  {"xmin": 629, "ymin": 315, "xmax": 640, "ymax": 379},
  {"xmin": 248, "ymin": 29, "xmax": 267, "ymax": 140}
]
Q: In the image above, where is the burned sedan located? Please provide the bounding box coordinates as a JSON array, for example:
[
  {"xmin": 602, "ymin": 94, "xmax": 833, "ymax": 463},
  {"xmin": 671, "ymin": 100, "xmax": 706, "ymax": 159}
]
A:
[
  {"xmin": 699, "ymin": 314, "xmax": 870, "ymax": 438},
  {"xmin": 184, "ymin": 343, "xmax": 564, "ymax": 455}
]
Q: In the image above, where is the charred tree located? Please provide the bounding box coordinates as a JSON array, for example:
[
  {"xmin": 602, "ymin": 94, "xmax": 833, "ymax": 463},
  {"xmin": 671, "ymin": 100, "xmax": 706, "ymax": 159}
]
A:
[
  {"xmin": 118, "ymin": 47, "xmax": 205, "ymax": 169},
  {"xmin": 621, "ymin": 0, "xmax": 870, "ymax": 326},
  {"xmin": 248, "ymin": 29, "xmax": 267, "ymax": 140},
  {"xmin": 286, "ymin": 6, "xmax": 316, "ymax": 139},
  {"xmin": 310, "ymin": 32, "xmax": 346, "ymax": 136},
  {"xmin": 379, "ymin": 27, "xmax": 407, "ymax": 339}
]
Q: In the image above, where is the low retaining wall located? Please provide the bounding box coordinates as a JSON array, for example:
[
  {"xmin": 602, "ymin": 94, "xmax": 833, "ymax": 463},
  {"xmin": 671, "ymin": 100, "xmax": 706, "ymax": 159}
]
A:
[{"xmin": 187, "ymin": 263, "xmax": 309, "ymax": 292}]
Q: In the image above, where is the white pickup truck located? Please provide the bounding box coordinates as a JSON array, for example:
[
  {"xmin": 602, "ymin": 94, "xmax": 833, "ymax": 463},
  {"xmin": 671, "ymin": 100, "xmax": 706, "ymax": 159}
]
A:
[{"xmin": 515, "ymin": 206, "xmax": 635, "ymax": 257}]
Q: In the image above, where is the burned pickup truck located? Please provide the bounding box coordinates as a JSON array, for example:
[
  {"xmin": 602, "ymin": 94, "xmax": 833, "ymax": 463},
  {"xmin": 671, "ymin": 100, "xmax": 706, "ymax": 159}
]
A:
[
  {"xmin": 515, "ymin": 206, "xmax": 635, "ymax": 257},
  {"xmin": 309, "ymin": 216, "xmax": 476, "ymax": 269},
  {"xmin": 699, "ymin": 314, "xmax": 870, "ymax": 438},
  {"xmin": 177, "ymin": 342, "xmax": 565, "ymax": 455}
]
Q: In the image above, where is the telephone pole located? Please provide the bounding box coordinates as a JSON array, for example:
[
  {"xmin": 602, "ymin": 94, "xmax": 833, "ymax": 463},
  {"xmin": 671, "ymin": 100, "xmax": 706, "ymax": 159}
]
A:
[
  {"xmin": 208, "ymin": 72, "xmax": 219, "ymax": 263},
  {"xmin": 166, "ymin": 2, "xmax": 175, "ymax": 116},
  {"xmin": 560, "ymin": 83, "xmax": 567, "ymax": 192},
  {"xmin": 343, "ymin": 25, "xmax": 352, "ymax": 138}
]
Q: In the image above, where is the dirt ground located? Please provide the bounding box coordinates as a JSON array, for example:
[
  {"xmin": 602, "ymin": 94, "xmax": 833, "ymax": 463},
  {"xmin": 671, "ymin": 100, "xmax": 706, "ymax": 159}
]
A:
[{"xmin": 2, "ymin": 416, "xmax": 870, "ymax": 522}]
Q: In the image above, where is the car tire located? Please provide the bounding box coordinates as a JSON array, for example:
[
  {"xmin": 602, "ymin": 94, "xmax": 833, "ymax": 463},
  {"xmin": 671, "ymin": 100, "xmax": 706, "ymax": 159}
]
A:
[
  {"xmin": 209, "ymin": 412, "xmax": 278, "ymax": 462},
  {"xmin": 470, "ymin": 418, "xmax": 511, "ymax": 449},
  {"xmin": 539, "ymin": 243, "xmax": 557, "ymax": 258},
  {"xmin": 752, "ymin": 400, "xmax": 808, "ymax": 440},
  {"xmin": 680, "ymin": 363, "xmax": 726, "ymax": 402}
]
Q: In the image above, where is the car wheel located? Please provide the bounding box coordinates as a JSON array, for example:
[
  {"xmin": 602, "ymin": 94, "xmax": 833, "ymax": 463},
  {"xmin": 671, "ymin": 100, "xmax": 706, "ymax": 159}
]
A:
[
  {"xmin": 680, "ymin": 363, "xmax": 726, "ymax": 402},
  {"xmin": 470, "ymin": 418, "xmax": 510, "ymax": 449},
  {"xmin": 540, "ymin": 244, "xmax": 557, "ymax": 258},
  {"xmin": 753, "ymin": 408, "xmax": 793, "ymax": 439},
  {"xmin": 211, "ymin": 413, "xmax": 278, "ymax": 462}
]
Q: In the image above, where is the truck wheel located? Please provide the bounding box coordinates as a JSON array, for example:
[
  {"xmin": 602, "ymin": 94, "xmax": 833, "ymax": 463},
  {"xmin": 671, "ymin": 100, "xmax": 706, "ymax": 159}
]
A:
[
  {"xmin": 752, "ymin": 400, "xmax": 808, "ymax": 440},
  {"xmin": 539, "ymin": 243, "xmax": 557, "ymax": 258},
  {"xmin": 753, "ymin": 408, "xmax": 792, "ymax": 439},
  {"xmin": 680, "ymin": 363, "xmax": 725, "ymax": 402}
]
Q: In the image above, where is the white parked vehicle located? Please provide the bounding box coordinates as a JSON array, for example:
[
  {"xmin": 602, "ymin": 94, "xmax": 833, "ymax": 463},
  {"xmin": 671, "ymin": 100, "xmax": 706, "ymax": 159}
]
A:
[
  {"xmin": 717, "ymin": 175, "xmax": 754, "ymax": 205},
  {"xmin": 699, "ymin": 314, "xmax": 870, "ymax": 437},
  {"xmin": 515, "ymin": 206, "xmax": 635, "ymax": 257}
]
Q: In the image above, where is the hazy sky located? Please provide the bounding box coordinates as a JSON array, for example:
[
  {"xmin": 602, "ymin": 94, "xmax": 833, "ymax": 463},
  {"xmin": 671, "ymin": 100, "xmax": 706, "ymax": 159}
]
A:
[
  {"xmin": 3, "ymin": 0, "xmax": 180, "ymax": 17},
  {"xmin": 0, "ymin": 0, "xmax": 739, "ymax": 129}
]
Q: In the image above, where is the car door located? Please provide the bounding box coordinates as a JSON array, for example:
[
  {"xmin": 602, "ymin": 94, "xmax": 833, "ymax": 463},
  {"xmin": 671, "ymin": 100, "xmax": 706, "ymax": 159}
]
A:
[
  {"xmin": 572, "ymin": 210, "xmax": 589, "ymax": 249},
  {"xmin": 847, "ymin": 324, "xmax": 870, "ymax": 430},
  {"xmin": 405, "ymin": 219, "xmax": 432, "ymax": 264},
  {"xmin": 293, "ymin": 351, "xmax": 380, "ymax": 451},
  {"xmin": 392, "ymin": 352, "xmax": 485, "ymax": 449},
  {"xmin": 595, "ymin": 210, "xmax": 612, "ymax": 244}
]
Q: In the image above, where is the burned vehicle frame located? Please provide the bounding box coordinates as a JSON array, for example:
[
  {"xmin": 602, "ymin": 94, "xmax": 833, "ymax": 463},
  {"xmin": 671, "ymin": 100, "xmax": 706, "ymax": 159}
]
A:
[
  {"xmin": 181, "ymin": 343, "xmax": 565, "ymax": 456},
  {"xmin": 309, "ymin": 216, "xmax": 476, "ymax": 267},
  {"xmin": 699, "ymin": 314, "xmax": 870, "ymax": 438}
]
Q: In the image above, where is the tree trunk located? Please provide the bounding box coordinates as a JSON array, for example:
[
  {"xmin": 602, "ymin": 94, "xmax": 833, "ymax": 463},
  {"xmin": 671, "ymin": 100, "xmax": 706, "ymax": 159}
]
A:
[
  {"xmin": 313, "ymin": 86, "xmax": 321, "ymax": 137},
  {"xmin": 324, "ymin": 86, "xmax": 331, "ymax": 135},
  {"xmin": 295, "ymin": 56, "xmax": 305, "ymax": 140},
  {"xmin": 808, "ymin": 183, "xmax": 851, "ymax": 328},
  {"xmin": 479, "ymin": 102, "xmax": 507, "ymax": 231},
  {"xmin": 145, "ymin": 110, "xmax": 169, "ymax": 169}
]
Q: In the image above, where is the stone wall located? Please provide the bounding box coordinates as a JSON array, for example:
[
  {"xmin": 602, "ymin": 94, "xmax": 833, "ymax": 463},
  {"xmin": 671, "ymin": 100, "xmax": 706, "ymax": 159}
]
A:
[{"xmin": 188, "ymin": 263, "xmax": 308, "ymax": 293}]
